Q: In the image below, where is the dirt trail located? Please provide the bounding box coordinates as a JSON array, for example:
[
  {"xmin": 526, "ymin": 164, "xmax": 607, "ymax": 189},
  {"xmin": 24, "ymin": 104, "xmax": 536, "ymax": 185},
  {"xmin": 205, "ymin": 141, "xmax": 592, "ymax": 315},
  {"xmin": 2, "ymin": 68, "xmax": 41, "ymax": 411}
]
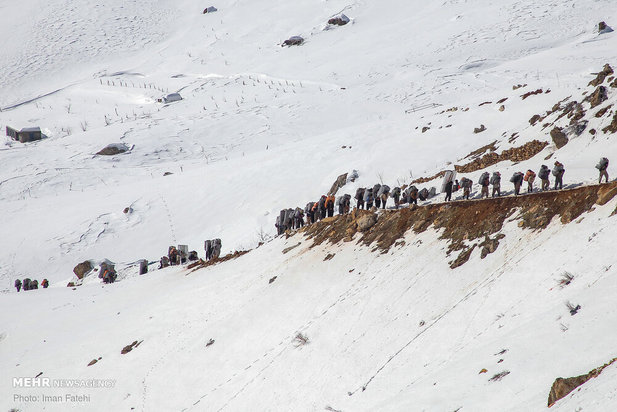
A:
[{"xmin": 302, "ymin": 182, "xmax": 617, "ymax": 268}]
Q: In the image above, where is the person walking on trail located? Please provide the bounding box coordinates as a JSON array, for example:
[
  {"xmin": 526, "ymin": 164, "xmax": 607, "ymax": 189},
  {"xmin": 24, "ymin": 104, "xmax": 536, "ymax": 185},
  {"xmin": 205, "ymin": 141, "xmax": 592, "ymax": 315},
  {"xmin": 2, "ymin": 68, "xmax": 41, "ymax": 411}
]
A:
[
  {"xmin": 490, "ymin": 172, "xmax": 501, "ymax": 197},
  {"xmin": 364, "ymin": 188, "xmax": 374, "ymax": 209},
  {"xmin": 15, "ymin": 279, "xmax": 22, "ymax": 292},
  {"xmin": 311, "ymin": 201, "xmax": 320, "ymax": 222},
  {"xmin": 41, "ymin": 279, "xmax": 49, "ymax": 288},
  {"xmin": 408, "ymin": 186, "xmax": 419, "ymax": 205},
  {"xmin": 391, "ymin": 187, "xmax": 402, "ymax": 208},
  {"xmin": 552, "ymin": 161, "xmax": 565, "ymax": 190},
  {"xmin": 511, "ymin": 172, "xmax": 524, "ymax": 195},
  {"xmin": 444, "ymin": 179, "xmax": 453, "ymax": 201},
  {"xmin": 355, "ymin": 188, "xmax": 365, "ymax": 210},
  {"xmin": 539, "ymin": 165, "xmax": 550, "ymax": 191},
  {"xmin": 460, "ymin": 178, "xmax": 472, "ymax": 200},
  {"xmin": 479, "ymin": 172, "xmax": 490, "ymax": 199},
  {"xmin": 294, "ymin": 207, "xmax": 305, "ymax": 228},
  {"xmin": 325, "ymin": 195, "xmax": 335, "ymax": 218},
  {"xmin": 372, "ymin": 184, "xmax": 382, "ymax": 208},
  {"xmin": 305, "ymin": 202, "xmax": 315, "ymax": 224},
  {"xmin": 318, "ymin": 195, "xmax": 327, "ymax": 220},
  {"xmin": 524, "ymin": 169, "xmax": 536, "ymax": 193},
  {"xmin": 597, "ymin": 157, "xmax": 609, "ymax": 183},
  {"xmin": 378, "ymin": 185, "xmax": 390, "ymax": 209}
]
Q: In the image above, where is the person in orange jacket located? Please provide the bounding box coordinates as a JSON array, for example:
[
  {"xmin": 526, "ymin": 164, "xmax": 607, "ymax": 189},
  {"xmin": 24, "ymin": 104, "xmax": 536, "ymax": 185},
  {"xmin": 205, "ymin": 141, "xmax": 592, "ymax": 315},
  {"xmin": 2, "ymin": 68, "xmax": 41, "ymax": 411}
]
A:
[{"xmin": 524, "ymin": 169, "xmax": 536, "ymax": 193}]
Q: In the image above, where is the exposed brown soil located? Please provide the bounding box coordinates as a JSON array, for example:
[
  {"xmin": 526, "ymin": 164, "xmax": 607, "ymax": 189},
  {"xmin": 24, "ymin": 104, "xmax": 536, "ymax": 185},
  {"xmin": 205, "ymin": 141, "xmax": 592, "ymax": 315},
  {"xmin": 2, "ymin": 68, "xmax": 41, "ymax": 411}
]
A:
[
  {"xmin": 521, "ymin": 88, "xmax": 544, "ymax": 99},
  {"xmin": 464, "ymin": 141, "xmax": 498, "ymax": 160},
  {"xmin": 548, "ymin": 357, "xmax": 617, "ymax": 407},
  {"xmin": 412, "ymin": 170, "xmax": 446, "ymax": 185},
  {"xmin": 595, "ymin": 104, "xmax": 612, "ymax": 118},
  {"xmin": 454, "ymin": 140, "xmax": 548, "ymax": 173},
  {"xmin": 301, "ymin": 182, "xmax": 617, "ymax": 269},
  {"xmin": 187, "ymin": 250, "xmax": 251, "ymax": 274}
]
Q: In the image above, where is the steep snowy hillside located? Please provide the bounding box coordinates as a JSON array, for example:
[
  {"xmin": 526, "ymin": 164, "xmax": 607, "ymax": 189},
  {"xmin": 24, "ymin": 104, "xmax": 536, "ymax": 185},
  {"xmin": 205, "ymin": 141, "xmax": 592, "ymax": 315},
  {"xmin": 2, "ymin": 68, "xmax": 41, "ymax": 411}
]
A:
[{"xmin": 2, "ymin": 0, "xmax": 617, "ymax": 410}]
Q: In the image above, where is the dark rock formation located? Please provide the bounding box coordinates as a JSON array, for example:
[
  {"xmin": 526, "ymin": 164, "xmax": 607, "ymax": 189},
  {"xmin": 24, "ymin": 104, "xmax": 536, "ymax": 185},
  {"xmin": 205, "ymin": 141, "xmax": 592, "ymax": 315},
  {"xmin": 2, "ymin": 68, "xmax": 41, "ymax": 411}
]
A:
[
  {"xmin": 73, "ymin": 261, "xmax": 93, "ymax": 279},
  {"xmin": 550, "ymin": 127, "xmax": 569, "ymax": 149}
]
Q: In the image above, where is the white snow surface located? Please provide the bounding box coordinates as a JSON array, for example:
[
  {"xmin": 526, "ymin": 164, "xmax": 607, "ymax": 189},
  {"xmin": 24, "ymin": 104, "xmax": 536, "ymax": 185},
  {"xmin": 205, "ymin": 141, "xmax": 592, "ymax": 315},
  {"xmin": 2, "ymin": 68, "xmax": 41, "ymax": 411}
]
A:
[{"xmin": 2, "ymin": 0, "xmax": 617, "ymax": 410}]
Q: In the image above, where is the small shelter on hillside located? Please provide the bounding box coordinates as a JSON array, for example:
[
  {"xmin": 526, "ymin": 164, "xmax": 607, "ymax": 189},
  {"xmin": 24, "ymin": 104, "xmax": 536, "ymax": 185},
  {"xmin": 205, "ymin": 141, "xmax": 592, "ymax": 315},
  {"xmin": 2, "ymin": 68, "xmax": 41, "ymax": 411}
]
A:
[
  {"xmin": 158, "ymin": 93, "xmax": 182, "ymax": 103},
  {"xmin": 6, "ymin": 126, "xmax": 42, "ymax": 143}
]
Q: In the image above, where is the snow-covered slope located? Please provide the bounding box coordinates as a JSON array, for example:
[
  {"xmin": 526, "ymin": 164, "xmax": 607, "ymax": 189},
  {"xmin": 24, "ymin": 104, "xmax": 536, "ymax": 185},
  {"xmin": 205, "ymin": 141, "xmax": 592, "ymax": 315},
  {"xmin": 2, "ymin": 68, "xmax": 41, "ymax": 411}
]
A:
[{"xmin": 2, "ymin": 0, "xmax": 617, "ymax": 410}]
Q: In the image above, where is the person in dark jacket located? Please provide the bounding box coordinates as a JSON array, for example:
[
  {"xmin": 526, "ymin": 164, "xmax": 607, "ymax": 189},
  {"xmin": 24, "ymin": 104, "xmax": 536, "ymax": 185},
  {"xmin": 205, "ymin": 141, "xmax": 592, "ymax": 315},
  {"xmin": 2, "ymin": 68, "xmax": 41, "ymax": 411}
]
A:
[
  {"xmin": 391, "ymin": 187, "xmax": 401, "ymax": 208},
  {"xmin": 511, "ymin": 172, "xmax": 524, "ymax": 195},
  {"xmin": 444, "ymin": 180, "xmax": 453, "ymax": 201},
  {"xmin": 41, "ymin": 279, "xmax": 49, "ymax": 288},
  {"xmin": 539, "ymin": 165, "xmax": 550, "ymax": 191},
  {"xmin": 373, "ymin": 184, "xmax": 382, "ymax": 208},
  {"xmin": 318, "ymin": 195, "xmax": 327, "ymax": 219},
  {"xmin": 408, "ymin": 186, "xmax": 419, "ymax": 205},
  {"xmin": 15, "ymin": 279, "xmax": 22, "ymax": 292},
  {"xmin": 355, "ymin": 188, "xmax": 365, "ymax": 210},
  {"xmin": 552, "ymin": 161, "xmax": 565, "ymax": 190}
]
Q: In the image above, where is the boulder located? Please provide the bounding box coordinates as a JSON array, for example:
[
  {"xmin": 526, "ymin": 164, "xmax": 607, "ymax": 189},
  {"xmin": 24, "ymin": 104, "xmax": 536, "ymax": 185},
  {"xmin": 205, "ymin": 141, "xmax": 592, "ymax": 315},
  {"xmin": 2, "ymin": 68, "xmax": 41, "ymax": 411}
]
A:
[
  {"xmin": 586, "ymin": 85, "xmax": 608, "ymax": 108},
  {"xmin": 328, "ymin": 173, "xmax": 348, "ymax": 196},
  {"xmin": 328, "ymin": 14, "xmax": 350, "ymax": 26},
  {"xmin": 73, "ymin": 261, "xmax": 93, "ymax": 279},
  {"xmin": 473, "ymin": 124, "xmax": 486, "ymax": 133},
  {"xmin": 282, "ymin": 36, "xmax": 304, "ymax": 47},
  {"xmin": 598, "ymin": 21, "xmax": 613, "ymax": 34},
  {"xmin": 589, "ymin": 64, "xmax": 613, "ymax": 87},
  {"xmin": 356, "ymin": 213, "xmax": 377, "ymax": 232},
  {"xmin": 550, "ymin": 127, "xmax": 569, "ymax": 149},
  {"xmin": 97, "ymin": 143, "xmax": 130, "ymax": 156}
]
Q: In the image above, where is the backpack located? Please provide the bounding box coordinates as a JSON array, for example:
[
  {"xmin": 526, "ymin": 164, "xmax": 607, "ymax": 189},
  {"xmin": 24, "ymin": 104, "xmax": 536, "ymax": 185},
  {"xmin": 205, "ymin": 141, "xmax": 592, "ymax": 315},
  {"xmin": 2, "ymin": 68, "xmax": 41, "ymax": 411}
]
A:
[
  {"xmin": 373, "ymin": 184, "xmax": 381, "ymax": 195},
  {"xmin": 379, "ymin": 185, "xmax": 390, "ymax": 196},
  {"xmin": 552, "ymin": 164, "xmax": 564, "ymax": 176},
  {"xmin": 392, "ymin": 187, "xmax": 401, "ymax": 197},
  {"xmin": 461, "ymin": 178, "xmax": 472, "ymax": 189},
  {"xmin": 510, "ymin": 172, "xmax": 523, "ymax": 183},
  {"xmin": 355, "ymin": 188, "xmax": 365, "ymax": 200},
  {"xmin": 596, "ymin": 157, "xmax": 609, "ymax": 170},
  {"xmin": 539, "ymin": 166, "xmax": 550, "ymax": 179},
  {"xmin": 478, "ymin": 172, "xmax": 489, "ymax": 185},
  {"xmin": 490, "ymin": 173, "xmax": 501, "ymax": 185},
  {"xmin": 305, "ymin": 202, "xmax": 314, "ymax": 213},
  {"xmin": 418, "ymin": 188, "xmax": 429, "ymax": 201}
]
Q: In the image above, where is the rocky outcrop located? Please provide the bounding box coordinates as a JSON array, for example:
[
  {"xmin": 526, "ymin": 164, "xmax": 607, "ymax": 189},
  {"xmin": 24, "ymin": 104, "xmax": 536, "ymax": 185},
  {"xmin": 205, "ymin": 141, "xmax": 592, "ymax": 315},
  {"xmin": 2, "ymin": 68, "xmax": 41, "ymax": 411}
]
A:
[
  {"xmin": 589, "ymin": 64, "xmax": 613, "ymax": 87},
  {"xmin": 602, "ymin": 111, "xmax": 617, "ymax": 134},
  {"xmin": 97, "ymin": 143, "xmax": 130, "ymax": 156},
  {"xmin": 328, "ymin": 173, "xmax": 348, "ymax": 196},
  {"xmin": 73, "ymin": 261, "xmax": 93, "ymax": 279},
  {"xmin": 550, "ymin": 127, "xmax": 569, "ymax": 149},
  {"xmin": 454, "ymin": 140, "xmax": 548, "ymax": 173},
  {"xmin": 548, "ymin": 357, "xmax": 617, "ymax": 407},
  {"xmin": 121, "ymin": 340, "xmax": 143, "ymax": 355},
  {"xmin": 585, "ymin": 86, "xmax": 608, "ymax": 108}
]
